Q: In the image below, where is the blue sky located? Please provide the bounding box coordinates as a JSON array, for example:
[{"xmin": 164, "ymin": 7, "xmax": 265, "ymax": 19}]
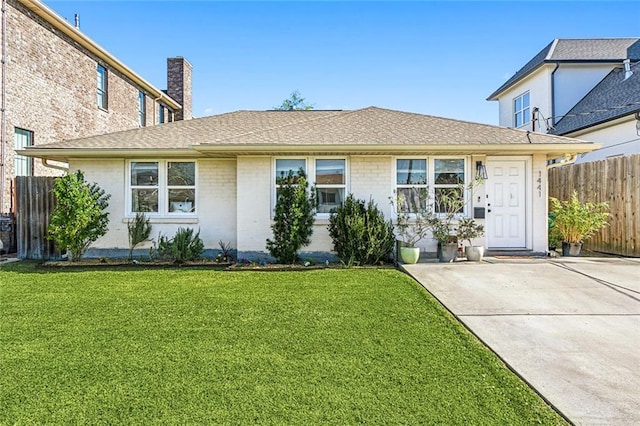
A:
[{"xmin": 48, "ymin": 1, "xmax": 639, "ymax": 125}]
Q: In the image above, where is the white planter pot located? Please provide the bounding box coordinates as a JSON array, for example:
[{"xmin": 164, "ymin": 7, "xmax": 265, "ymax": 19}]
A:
[{"xmin": 465, "ymin": 246, "xmax": 484, "ymax": 262}]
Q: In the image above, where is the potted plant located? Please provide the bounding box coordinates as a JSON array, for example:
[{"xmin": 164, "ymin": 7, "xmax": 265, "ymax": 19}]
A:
[
  {"xmin": 457, "ymin": 217, "xmax": 485, "ymax": 261},
  {"xmin": 394, "ymin": 189, "xmax": 431, "ymax": 264},
  {"xmin": 549, "ymin": 191, "xmax": 610, "ymax": 256}
]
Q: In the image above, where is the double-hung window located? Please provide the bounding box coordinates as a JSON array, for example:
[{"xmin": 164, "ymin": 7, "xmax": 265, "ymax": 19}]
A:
[
  {"xmin": 273, "ymin": 158, "xmax": 347, "ymax": 216},
  {"xmin": 158, "ymin": 105, "xmax": 165, "ymax": 124},
  {"xmin": 514, "ymin": 91, "xmax": 530, "ymax": 127},
  {"xmin": 138, "ymin": 91, "xmax": 146, "ymax": 127},
  {"xmin": 97, "ymin": 64, "xmax": 108, "ymax": 109},
  {"xmin": 315, "ymin": 159, "xmax": 346, "ymax": 213},
  {"xmin": 129, "ymin": 161, "xmax": 196, "ymax": 215},
  {"xmin": 395, "ymin": 158, "xmax": 467, "ymax": 214},
  {"xmin": 14, "ymin": 128, "xmax": 34, "ymax": 177},
  {"xmin": 434, "ymin": 159, "xmax": 465, "ymax": 214},
  {"xmin": 396, "ymin": 159, "xmax": 427, "ymax": 212}
]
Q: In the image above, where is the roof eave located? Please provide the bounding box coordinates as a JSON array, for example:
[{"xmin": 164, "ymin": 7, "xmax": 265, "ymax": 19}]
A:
[
  {"xmin": 487, "ymin": 59, "xmax": 626, "ymax": 101},
  {"xmin": 19, "ymin": 0, "xmax": 182, "ymax": 111},
  {"xmin": 20, "ymin": 143, "xmax": 601, "ymax": 161}
]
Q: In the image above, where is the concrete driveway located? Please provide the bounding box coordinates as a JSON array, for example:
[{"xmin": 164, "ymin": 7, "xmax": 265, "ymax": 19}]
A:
[{"xmin": 403, "ymin": 256, "xmax": 640, "ymax": 426}]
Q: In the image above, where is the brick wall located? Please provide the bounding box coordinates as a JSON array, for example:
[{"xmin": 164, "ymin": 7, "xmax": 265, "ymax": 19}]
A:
[{"xmin": 0, "ymin": 0, "xmax": 178, "ymax": 212}]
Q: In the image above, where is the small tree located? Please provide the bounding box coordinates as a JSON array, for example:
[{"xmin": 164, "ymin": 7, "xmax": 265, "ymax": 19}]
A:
[
  {"xmin": 266, "ymin": 169, "xmax": 316, "ymax": 263},
  {"xmin": 328, "ymin": 195, "xmax": 395, "ymax": 265},
  {"xmin": 274, "ymin": 90, "xmax": 314, "ymax": 110},
  {"xmin": 128, "ymin": 212, "xmax": 152, "ymax": 260},
  {"xmin": 48, "ymin": 170, "xmax": 110, "ymax": 261}
]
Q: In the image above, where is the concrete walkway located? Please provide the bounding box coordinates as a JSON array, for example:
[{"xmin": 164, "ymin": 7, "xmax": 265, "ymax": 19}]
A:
[{"xmin": 403, "ymin": 256, "xmax": 640, "ymax": 426}]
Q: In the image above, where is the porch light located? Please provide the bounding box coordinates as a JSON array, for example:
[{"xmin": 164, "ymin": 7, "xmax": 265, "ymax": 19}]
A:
[{"xmin": 475, "ymin": 161, "xmax": 488, "ymax": 180}]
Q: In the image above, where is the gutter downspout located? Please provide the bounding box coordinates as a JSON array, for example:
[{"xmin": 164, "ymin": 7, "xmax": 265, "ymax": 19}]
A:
[
  {"xmin": 1, "ymin": 0, "xmax": 6, "ymax": 213},
  {"xmin": 42, "ymin": 158, "xmax": 69, "ymax": 172},
  {"xmin": 550, "ymin": 63, "xmax": 560, "ymax": 128},
  {"xmin": 547, "ymin": 153, "xmax": 577, "ymax": 170}
]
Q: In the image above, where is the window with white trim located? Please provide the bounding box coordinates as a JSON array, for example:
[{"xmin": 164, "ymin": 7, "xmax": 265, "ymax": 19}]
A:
[
  {"xmin": 434, "ymin": 159, "xmax": 465, "ymax": 214},
  {"xmin": 395, "ymin": 158, "xmax": 467, "ymax": 214},
  {"xmin": 513, "ymin": 91, "xmax": 530, "ymax": 127},
  {"xmin": 14, "ymin": 128, "xmax": 34, "ymax": 177},
  {"xmin": 396, "ymin": 159, "xmax": 427, "ymax": 212},
  {"xmin": 129, "ymin": 160, "xmax": 196, "ymax": 215},
  {"xmin": 273, "ymin": 157, "xmax": 347, "ymax": 216},
  {"xmin": 315, "ymin": 159, "xmax": 346, "ymax": 213}
]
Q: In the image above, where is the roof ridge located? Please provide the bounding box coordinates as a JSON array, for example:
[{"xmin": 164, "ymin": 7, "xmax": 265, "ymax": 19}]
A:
[
  {"xmin": 201, "ymin": 109, "xmax": 349, "ymax": 144},
  {"xmin": 546, "ymin": 39, "xmax": 560, "ymax": 60}
]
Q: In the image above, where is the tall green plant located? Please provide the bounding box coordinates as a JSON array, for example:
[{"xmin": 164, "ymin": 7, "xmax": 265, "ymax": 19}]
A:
[
  {"xmin": 156, "ymin": 227, "xmax": 204, "ymax": 264},
  {"xmin": 266, "ymin": 169, "xmax": 316, "ymax": 264},
  {"xmin": 328, "ymin": 195, "xmax": 395, "ymax": 265},
  {"xmin": 550, "ymin": 191, "xmax": 609, "ymax": 243},
  {"xmin": 48, "ymin": 170, "xmax": 110, "ymax": 261},
  {"xmin": 127, "ymin": 212, "xmax": 152, "ymax": 260}
]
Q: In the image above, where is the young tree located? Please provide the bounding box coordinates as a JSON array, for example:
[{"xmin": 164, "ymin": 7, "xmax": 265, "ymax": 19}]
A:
[
  {"xmin": 274, "ymin": 90, "xmax": 314, "ymax": 110},
  {"xmin": 127, "ymin": 212, "xmax": 152, "ymax": 261},
  {"xmin": 48, "ymin": 170, "xmax": 110, "ymax": 261},
  {"xmin": 266, "ymin": 169, "xmax": 316, "ymax": 263}
]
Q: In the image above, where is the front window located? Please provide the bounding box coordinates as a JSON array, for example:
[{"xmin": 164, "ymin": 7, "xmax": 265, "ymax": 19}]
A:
[
  {"xmin": 395, "ymin": 158, "xmax": 467, "ymax": 214},
  {"xmin": 434, "ymin": 159, "xmax": 465, "ymax": 213},
  {"xmin": 514, "ymin": 92, "xmax": 530, "ymax": 127},
  {"xmin": 131, "ymin": 162, "xmax": 159, "ymax": 213},
  {"xmin": 316, "ymin": 159, "xmax": 345, "ymax": 213},
  {"xmin": 273, "ymin": 157, "xmax": 347, "ymax": 216},
  {"xmin": 129, "ymin": 161, "xmax": 196, "ymax": 214},
  {"xmin": 14, "ymin": 128, "xmax": 34, "ymax": 177},
  {"xmin": 97, "ymin": 64, "xmax": 107, "ymax": 109},
  {"xmin": 138, "ymin": 91, "xmax": 146, "ymax": 127},
  {"xmin": 396, "ymin": 159, "xmax": 427, "ymax": 212}
]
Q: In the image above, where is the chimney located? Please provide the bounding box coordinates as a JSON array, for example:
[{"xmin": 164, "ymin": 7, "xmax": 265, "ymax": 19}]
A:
[
  {"xmin": 623, "ymin": 59, "xmax": 633, "ymax": 80},
  {"xmin": 166, "ymin": 57, "xmax": 192, "ymax": 121},
  {"xmin": 74, "ymin": 14, "xmax": 80, "ymax": 29}
]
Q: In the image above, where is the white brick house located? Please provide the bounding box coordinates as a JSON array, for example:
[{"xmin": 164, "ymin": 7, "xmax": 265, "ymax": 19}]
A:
[{"xmin": 22, "ymin": 107, "xmax": 597, "ymax": 259}]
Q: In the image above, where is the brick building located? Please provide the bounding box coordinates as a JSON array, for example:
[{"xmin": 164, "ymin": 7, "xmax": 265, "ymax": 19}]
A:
[{"xmin": 0, "ymin": 0, "xmax": 192, "ymax": 219}]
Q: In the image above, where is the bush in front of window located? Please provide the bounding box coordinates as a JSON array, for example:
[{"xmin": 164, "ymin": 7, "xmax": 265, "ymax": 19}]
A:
[
  {"xmin": 266, "ymin": 169, "xmax": 316, "ymax": 264},
  {"xmin": 328, "ymin": 194, "xmax": 395, "ymax": 266},
  {"xmin": 48, "ymin": 170, "xmax": 111, "ymax": 262},
  {"xmin": 156, "ymin": 227, "xmax": 204, "ymax": 264}
]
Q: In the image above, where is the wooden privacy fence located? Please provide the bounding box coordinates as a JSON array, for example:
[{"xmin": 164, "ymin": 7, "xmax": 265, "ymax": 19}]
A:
[
  {"xmin": 16, "ymin": 176, "xmax": 61, "ymax": 260},
  {"xmin": 549, "ymin": 154, "xmax": 640, "ymax": 257}
]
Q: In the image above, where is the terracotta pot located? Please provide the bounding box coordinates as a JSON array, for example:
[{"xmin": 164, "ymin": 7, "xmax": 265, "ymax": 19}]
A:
[{"xmin": 400, "ymin": 246, "xmax": 420, "ymax": 264}]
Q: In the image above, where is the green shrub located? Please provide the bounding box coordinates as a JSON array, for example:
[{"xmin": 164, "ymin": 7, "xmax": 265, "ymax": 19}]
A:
[
  {"xmin": 157, "ymin": 227, "xmax": 204, "ymax": 264},
  {"xmin": 550, "ymin": 191, "xmax": 609, "ymax": 243},
  {"xmin": 328, "ymin": 195, "xmax": 395, "ymax": 265},
  {"xmin": 127, "ymin": 212, "xmax": 152, "ymax": 260},
  {"xmin": 48, "ymin": 170, "xmax": 110, "ymax": 261},
  {"xmin": 266, "ymin": 169, "xmax": 316, "ymax": 264}
]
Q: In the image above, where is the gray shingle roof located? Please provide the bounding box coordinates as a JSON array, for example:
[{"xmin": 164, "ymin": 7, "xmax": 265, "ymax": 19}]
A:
[
  {"xmin": 551, "ymin": 61, "xmax": 640, "ymax": 135},
  {"xmin": 29, "ymin": 107, "xmax": 587, "ymax": 152},
  {"xmin": 488, "ymin": 38, "xmax": 640, "ymax": 100}
]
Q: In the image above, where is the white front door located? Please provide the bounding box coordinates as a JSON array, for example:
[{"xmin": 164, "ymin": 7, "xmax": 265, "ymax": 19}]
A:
[{"xmin": 486, "ymin": 159, "xmax": 527, "ymax": 248}]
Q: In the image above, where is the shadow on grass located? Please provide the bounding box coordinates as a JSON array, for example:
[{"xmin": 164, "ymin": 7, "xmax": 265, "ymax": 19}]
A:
[{"xmin": 0, "ymin": 260, "xmax": 229, "ymax": 274}]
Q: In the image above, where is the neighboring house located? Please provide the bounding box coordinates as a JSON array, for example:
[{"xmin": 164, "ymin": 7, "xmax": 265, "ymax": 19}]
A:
[
  {"xmin": 0, "ymin": 0, "xmax": 192, "ymax": 216},
  {"xmin": 487, "ymin": 38, "xmax": 640, "ymax": 164},
  {"xmin": 21, "ymin": 107, "xmax": 597, "ymax": 259}
]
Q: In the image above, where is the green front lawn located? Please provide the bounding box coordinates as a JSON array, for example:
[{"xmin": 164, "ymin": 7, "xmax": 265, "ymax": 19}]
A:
[{"xmin": 0, "ymin": 263, "xmax": 565, "ymax": 424}]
